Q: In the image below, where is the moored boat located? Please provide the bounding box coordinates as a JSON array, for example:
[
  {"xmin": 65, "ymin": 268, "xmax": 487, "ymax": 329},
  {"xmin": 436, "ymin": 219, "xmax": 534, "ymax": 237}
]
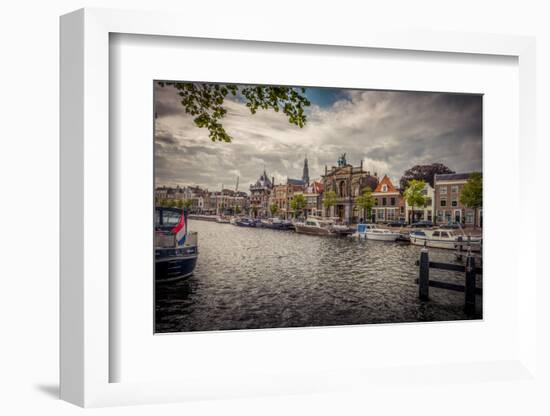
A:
[
  {"xmin": 259, "ymin": 218, "xmax": 294, "ymax": 230},
  {"xmin": 409, "ymin": 228, "xmax": 482, "ymax": 252},
  {"xmin": 155, "ymin": 207, "xmax": 199, "ymax": 283},
  {"xmin": 352, "ymin": 223, "xmax": 400, "ymax": 241},
  {"xmin": 294, "ymin": 217, "xmax": 335, "ymax": 236},
  {"xmin": 235, "ymin": 217, "xmax": 258, "ymax": 227},
  {"xmin": 216, "ymin": 216, "xmax": 230, "ymax": 223}
]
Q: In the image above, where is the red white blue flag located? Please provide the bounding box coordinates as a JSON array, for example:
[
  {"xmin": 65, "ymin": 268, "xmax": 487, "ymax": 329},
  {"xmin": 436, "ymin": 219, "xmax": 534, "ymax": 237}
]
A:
[{"xmin": 171, "ymin": 211, "xmax": 187, "ymax": 247}]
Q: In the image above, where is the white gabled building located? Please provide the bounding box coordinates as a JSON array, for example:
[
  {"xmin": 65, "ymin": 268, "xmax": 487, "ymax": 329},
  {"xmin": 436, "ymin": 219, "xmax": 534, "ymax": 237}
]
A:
[{"xmin": 404, "ymin": 183, "xmax": 435, "ymax": 223}]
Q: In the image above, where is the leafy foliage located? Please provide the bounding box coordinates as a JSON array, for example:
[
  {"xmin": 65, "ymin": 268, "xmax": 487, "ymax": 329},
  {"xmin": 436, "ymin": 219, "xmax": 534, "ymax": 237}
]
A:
[
  {"xmin": 355, "ymin": 187, "xmax": 375, "ymax": 220},
  {"xmin": 403, "ymin": 179, "xmax": 427, "ymax": 223},
  {"xmin": 460, "ymin": 173, "xmax": 482, "ymax": 227},
  {"xmin": 460, "ymin": 173, "xmax": 482, "ymax": 209},
  {"xmin": 323, "ymin": 190, "xmax": 337, "ymax": 209},
  {"xmin": 399, "ymin": 163, "xmax": 454, "ymax": 190},
  {"xmin": 157, "ymin": 82, "xmax": 311, "ymax": 142},
  {"xmin": 460, "ymin": 172, "xmax": 483, "ymax": 225},
  {"xmin": 290, "ymin": 194, "xmax": 307, "ymax": 217},
  {"xmin": 270, "ymin": 203, "xmax": 279, "ymax": 217}
]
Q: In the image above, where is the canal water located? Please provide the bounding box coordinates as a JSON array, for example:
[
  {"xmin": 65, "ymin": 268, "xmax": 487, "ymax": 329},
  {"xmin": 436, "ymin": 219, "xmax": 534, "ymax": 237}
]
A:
[{"xmin": 155, "ymin": 220, "xmax": 482, "ymax": 333}]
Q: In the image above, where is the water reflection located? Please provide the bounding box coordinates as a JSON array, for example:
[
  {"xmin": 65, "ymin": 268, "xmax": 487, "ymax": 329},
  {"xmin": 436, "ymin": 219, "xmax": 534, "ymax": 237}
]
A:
[{"xmin": 155, "ymin": 220, "xmax": 481, "ymax": 333}]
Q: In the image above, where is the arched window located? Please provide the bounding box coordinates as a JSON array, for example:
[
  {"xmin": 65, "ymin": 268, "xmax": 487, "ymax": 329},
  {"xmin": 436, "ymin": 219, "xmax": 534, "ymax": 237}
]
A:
[
  {"xmin": 339, "ymin": 181, "xmax": 346, "ymax": 197},
  {"xmin": 382, "ymin": 184, "xmax": 388, "ymax": 192}
]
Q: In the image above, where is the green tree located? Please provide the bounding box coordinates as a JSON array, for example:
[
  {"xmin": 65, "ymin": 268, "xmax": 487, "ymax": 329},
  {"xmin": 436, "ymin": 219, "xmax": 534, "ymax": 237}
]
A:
[
  {"xmin": 235, "ymin": 205, "xmax": 241, "ymax": 215},
  {"xmin": 270, "ymin": 203, "xmax": 279, "ymax": 217},
  {"xmin": 403, "ymin": 179, "xmax": 426, "ymax": 224},
  {"xmin": 182, "ymin": 199, "xmax": 193, "ymax": 209},
  {"xmin": 355, "ymin": 187, "xmax": 375, "ymax": 222},
  {"xmin": 460, "ymin": 172, "xmax": 483, "ymax": 228},
  {"xmin": 157, "ymin": 82, "xmax": 311, "ymax": 142},
  {"xmin": 323, "ymin": 190, "xmax": 337, "ymax": 217},
  {"xmin": 290, "ymin": 194, "xmax": 307, "ymax": 218},
  {"xmin": 166, "ymin": 199, "xmax": 176, "ymax": 208}
]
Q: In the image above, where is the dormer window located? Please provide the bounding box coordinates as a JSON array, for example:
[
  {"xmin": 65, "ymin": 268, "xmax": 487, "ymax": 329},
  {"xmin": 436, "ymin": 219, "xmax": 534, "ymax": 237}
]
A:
[{"xmin": 382, "ymin": 184, "xmax": 388, "ymax": 192}]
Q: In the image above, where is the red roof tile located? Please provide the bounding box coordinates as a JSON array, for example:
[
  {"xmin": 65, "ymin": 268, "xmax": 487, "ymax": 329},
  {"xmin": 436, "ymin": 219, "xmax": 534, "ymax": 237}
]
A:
[{"xmin": 373, "ymin": 175, "xmax": 398, "ymax": 193}]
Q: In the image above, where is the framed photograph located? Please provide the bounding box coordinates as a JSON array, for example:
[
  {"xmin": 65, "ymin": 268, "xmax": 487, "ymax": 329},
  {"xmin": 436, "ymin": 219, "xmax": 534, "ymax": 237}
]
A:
[{"xmin": 60, "ymin": 8, "xmax": 538, "ymax": 407}]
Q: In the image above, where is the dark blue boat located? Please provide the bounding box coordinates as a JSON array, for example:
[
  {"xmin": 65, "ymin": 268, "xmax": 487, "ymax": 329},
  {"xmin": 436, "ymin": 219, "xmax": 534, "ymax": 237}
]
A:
[
  {"xmin": 155, "ymin": 207, "xmax": 198, "ymax": 283},
  {"xmin": 235, "ymin": 217, "xmax": 258, "ymax": 227}
]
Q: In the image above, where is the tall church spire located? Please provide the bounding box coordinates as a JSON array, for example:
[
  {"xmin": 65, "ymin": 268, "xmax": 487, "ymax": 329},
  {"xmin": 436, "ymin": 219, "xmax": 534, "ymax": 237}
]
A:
[{"xmin": 302, "ymin": 156, "xmax": 310, "ymax": 185}]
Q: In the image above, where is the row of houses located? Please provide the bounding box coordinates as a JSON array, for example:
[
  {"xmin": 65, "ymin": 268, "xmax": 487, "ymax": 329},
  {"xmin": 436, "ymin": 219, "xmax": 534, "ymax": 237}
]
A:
[
  {"xmin": 156, "ymin": 155, "xmax": 482, "ymax": 227},
  {"xmin": 155, "ymin": 185, "xmax": 249, "ymax": 215},
  {"xmin": 321, "ymin": 154, "xmax": 482, "ymax": 226}
]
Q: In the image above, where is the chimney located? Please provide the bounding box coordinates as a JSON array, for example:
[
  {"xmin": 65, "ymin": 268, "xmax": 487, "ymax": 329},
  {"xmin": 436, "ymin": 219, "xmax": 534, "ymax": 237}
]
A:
[
  {"xmin": 360, "ymin": 159, "xmax": 363, "ymax": 172},
  {"xmin": 325, "ymin": 165, "xmax": 327, "ymax": 175}
]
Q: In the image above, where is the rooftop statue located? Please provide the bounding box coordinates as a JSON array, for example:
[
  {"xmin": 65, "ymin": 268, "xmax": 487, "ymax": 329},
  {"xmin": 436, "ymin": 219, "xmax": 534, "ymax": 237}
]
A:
[{"xmin": 337, "ymin": 153, "xmax": 347, "ymax": 167}]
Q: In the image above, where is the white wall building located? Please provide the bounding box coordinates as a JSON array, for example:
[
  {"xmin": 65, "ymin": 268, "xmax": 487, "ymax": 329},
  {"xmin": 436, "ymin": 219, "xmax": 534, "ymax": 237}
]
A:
[{"xmin": 405, "ymin": 183, "xmax": 435, "ymax": 223}]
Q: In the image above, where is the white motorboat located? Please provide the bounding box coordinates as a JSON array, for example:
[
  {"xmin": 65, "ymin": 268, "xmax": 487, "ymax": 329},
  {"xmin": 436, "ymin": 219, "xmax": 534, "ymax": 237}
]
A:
[
  {"xmin": 294, "ymin": 217, "xmax": 337, "ymax": 236},
  {"xmin": 353, "ymin": 223, "xmax": 400, "ymax": 241},
  {"xmin": 409, "ymin": 228, "xmax": 482, "ymax": 251}
]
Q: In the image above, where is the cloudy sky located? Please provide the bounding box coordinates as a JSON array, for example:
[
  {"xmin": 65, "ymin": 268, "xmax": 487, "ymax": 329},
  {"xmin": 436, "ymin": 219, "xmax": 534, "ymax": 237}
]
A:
[{"xmin": 154, "ymin": 82, "xmax": 482, "ymax": 192}]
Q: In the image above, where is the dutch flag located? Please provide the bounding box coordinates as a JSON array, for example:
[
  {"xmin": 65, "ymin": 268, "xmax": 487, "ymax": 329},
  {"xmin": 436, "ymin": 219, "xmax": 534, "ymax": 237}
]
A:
[{"xmin": 171, "ymin": 210, "xmax": 187, "ymax": 247}]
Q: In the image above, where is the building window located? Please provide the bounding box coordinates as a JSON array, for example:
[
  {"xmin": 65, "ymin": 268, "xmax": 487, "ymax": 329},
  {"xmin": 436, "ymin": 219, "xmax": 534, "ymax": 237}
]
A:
[
  {"xmin": 451, "ymin": 185, "xmax": 459, "ymax": 193},
  {"xmin": 425, "ymin": 197, "xmax": 432, "ymax": 206},
  {"xmin": 377, "ymin": 210, "xmax": 385, "ymax": 220},
  {"xmin": 466, "ymin": 211, "xmax": 474, "ymax": 224},
  {"xmin": 382, "ymin": 197, "xmax": 387, "ymax": 206},
  {"xmin": 440, "ymin": 187, "xmax": 447, "ymax": 195},
  {"xmin": 445, "ymin": 211, "xmax": 452, "ymax": 222},
  {"xmin": 440, "ymin": 198, "xmax": 447, "ymax": 207},
  {"xmin": 437, "ymin": 210, "xmax": 443, "ymax": 222},
  {"xmin": 339, "ymin": 181, "xmax": 346, "ymax": 197},
  {"xmin": 390, "ymin": 197, "xmax": 395, "ymax": 206},
  {"xmin": 451, "ymin": 198, "xmax": 458, "ymax": 207},
  {"xmin": 382, "ymin": 184, "xmax": 388, "ymax": 192}
]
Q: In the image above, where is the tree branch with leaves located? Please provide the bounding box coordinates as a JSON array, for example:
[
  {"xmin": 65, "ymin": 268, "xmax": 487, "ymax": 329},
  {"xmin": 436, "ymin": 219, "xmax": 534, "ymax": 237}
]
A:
[
  {"xmin": 157, "ymin": 82, "xmax": 311, "ymax": 142},
  {"xmin": 460, "ymin": 172, "xmax": 482, "ymax": 228},
  {"xmin": 322, "ymin": 190, "xmax": 337, "ymax": 217},
  {"xmin": 403, "ymin": 179, "xmax": 426, "ymax": 224},
  {"xmin": 355, "ymin": 187, "xmax": 375, "ymax": 222}
]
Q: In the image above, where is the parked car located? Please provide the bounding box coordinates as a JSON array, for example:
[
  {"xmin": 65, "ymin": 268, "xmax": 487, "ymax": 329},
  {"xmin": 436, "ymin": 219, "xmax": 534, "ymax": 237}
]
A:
[
  {"xmin": 388, "ymin": 219, "xmax": 406, "ymax": 227},
  {"xmin": 411, "ymin": 220, "xmax": 434, "ymax": 228}
]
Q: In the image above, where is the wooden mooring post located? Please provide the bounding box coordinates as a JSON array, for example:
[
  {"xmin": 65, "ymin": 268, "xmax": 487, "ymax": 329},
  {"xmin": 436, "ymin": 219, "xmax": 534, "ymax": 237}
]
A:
[
  {"xmin": 415, "ymin": 247, "xmax": 482, "ymax": 315},
  {"xmin": 464, "ymin": 254, "xmax": 476, "ymax": 315},
  {"xmin": 418, "ymin": 247, "xmax": 430, "ymax": 301}
]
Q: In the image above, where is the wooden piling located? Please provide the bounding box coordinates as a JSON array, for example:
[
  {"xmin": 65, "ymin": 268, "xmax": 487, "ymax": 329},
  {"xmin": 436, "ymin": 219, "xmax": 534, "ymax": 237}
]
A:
[
  {"xmin": 464, "ymin": 254, "xmax": 476, "ymax": 314},
  {"xmin": 419, "ymin": 248, "xmax": 430, "ymax": 301}
]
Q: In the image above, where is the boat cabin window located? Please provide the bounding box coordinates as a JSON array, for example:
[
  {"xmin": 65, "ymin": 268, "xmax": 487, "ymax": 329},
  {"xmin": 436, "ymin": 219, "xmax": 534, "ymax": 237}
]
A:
[
  {"xmin": 163, "ymin": 210, "xmax": 182, "ymax": 225},
  {"xmin": 440, "ymin": 232, "xmax": 449, "ymax": 238},
  {"xmin": 432, "ymin": 231, "xmax": 440, "ymax": 237}
]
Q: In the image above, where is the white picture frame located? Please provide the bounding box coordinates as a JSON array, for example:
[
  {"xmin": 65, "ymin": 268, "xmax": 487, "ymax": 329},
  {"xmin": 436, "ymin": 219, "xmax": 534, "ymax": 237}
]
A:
[{"xmin": 60, "ymin": 8, "xmax": 538, "ymax": 408}]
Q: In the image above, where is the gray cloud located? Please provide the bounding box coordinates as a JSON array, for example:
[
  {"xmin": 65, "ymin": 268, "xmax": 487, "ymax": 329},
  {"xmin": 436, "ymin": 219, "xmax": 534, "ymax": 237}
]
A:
[{"xmin": 154, "ymin": 83, "xmax": 482, "ymax": 192}]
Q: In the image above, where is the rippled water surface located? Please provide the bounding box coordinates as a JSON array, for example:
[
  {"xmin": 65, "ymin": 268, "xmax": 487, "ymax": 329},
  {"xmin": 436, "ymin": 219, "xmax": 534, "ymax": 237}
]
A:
[{"xmin": 155, "ymin": 220, "xmax": 482, "ymax": 333}]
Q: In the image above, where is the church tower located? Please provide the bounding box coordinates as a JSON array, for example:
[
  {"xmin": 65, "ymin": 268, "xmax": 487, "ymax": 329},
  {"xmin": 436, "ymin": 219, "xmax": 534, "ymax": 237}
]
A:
[{"xmin": 302, "ymin": 157, "xmax": 310, "ymax": 185}]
